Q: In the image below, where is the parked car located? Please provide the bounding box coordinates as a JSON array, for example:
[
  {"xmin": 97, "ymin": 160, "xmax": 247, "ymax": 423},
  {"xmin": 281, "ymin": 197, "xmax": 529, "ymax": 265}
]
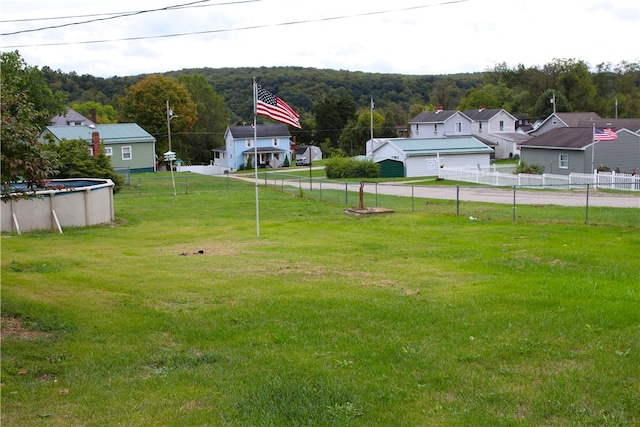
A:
[{"xmin": 296, "ymin": 157, "xmax": 310, "ymax": 166}]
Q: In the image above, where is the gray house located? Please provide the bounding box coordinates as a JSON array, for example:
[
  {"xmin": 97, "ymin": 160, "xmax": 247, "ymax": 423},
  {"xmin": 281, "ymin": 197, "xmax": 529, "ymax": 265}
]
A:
[
  {"xmin": 528, "ymin": 112, "xmax": 602, "ymax": 136},
  {"xmin": 50, "ymin": 107, "xmax": 96, "ymax": 126},
  {"xmin": 520, "ymin": 127, "xmax": 640, "ymax": 175}
]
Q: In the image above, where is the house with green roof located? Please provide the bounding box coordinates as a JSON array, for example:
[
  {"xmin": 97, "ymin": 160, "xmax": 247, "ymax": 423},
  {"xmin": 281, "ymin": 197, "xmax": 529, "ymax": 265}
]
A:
[
  {"xmin": 40, "ymin": 123, "xmax": 157, "ymax": 173},
  {"xmin": 366, "ymin": 136, "xmax": 494, "ymax": 177}
]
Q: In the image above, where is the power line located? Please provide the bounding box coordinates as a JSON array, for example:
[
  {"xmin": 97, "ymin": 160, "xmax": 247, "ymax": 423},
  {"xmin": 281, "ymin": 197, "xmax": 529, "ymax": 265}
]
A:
[
  {"xmin": 1, "ymin": 0, "xmax": 261, "ymax": 36},
  {"xmin": 1, "ymin": 0, "xmax": 468, "ymax": 49}
]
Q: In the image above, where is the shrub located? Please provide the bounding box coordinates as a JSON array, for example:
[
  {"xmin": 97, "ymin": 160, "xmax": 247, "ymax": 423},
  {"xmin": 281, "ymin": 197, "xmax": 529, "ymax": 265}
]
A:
[
  {"xmin": 514, "ymin": 161, "xmax": 545, "ymax": 175},
  {"xmin": 325, "ymin": 157, "xmax": 380, "ymax": 179}
]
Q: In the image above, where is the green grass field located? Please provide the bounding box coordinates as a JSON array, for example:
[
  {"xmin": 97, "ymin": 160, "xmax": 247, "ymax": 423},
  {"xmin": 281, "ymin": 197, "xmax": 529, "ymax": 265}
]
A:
[{"xmin": 2, "ymin": 173, "xmax": 639, "ymax": 426}]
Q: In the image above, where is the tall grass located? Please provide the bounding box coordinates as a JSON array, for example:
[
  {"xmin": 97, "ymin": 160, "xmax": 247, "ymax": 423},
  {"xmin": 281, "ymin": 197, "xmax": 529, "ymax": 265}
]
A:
[{"xmin": 1, "ymin": 173, "xmax": 639, "ymax": 426}]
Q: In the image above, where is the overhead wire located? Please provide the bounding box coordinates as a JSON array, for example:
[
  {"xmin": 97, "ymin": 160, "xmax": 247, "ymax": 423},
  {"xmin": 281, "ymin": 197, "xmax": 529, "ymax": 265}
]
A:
[
  {"xmin": 1, "ymin": 0, "xmax": 468, "ymax": 49},
  {"xmin": 1, "ymin": 0, "xmax": 261, "ymax": 36}
]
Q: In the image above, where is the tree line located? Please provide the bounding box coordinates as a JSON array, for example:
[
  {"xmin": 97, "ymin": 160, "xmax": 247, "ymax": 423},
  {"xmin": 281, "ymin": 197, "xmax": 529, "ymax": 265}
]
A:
[{"xmin": 3, "ymin": 49, "xmax": 639, "ymax": 189}]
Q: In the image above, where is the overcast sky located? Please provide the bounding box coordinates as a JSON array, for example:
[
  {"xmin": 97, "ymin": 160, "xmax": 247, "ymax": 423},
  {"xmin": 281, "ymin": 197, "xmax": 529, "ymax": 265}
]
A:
[{"xmin": 2, "ymin": 0, "xmax": 639, "ymax": 78}]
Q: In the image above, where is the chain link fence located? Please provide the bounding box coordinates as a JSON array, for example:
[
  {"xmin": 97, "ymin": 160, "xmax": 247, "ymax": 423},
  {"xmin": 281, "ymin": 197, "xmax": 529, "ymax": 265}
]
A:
[{"xmin": 118, "ymin": 172, "xmax": 640, "ymax": 226}]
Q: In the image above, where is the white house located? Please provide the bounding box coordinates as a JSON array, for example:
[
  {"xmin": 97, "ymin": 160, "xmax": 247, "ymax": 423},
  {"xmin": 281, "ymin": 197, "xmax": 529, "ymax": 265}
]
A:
[
  {"xmin": 462, "ymin": 108, "xmax": 517, "ymax": 135},
  {"xmin": 212, "ymin": 124, "xmax": 293, "ymax": 171},
  {"xmin": 408, "ymin": 108, "xmax": 472, "ymax": 138},
  {"xmin": 367, "ymin": 136, "xmax": 494, "ymax": 177}
]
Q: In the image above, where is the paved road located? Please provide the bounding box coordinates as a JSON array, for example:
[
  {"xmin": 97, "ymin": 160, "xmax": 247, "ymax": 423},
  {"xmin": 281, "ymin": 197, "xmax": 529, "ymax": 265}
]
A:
[{"xmin": 233, "ymin": 174, "xmax": 640, "ymax": 208}]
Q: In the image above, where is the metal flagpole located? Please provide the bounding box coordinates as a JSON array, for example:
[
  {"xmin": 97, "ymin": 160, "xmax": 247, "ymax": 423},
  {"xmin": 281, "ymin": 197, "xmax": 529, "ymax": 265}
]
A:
[
  {"xmin": 591, "ymin": 122, "xmax": 596, "ymax": 173},
  {"xmin": 253, "ymin": 78, "xmax": 260, "ymax": 237},
  {"xmin": 370, "ymin": 96, "xmax": 374, "ymax": 142}
]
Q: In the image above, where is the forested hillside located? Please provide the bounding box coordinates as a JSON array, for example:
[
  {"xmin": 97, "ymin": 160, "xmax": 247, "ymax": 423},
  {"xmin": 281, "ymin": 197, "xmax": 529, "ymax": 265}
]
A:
[{"xmin": 39, "ymin": 58, "xmax": 640, "ymax": 162}]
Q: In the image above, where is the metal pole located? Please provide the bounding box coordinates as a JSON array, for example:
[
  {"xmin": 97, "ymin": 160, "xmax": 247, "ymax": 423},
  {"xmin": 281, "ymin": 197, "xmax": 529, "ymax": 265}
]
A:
[
  {"xmin": 456, "ymin": 184, "xmax": 460, "ymax": 216},
  {"xmin": 512, "ymin": 186, "xmax": 517, "ymax": 222},
  {"xmin": 166, "ymin": 100, "xmax": 177, "ymax": 198},
  {"xmin": 585, "ymin": 184, "xmax": 590, "ymax": 225},
  {"xmin": 252, "ymin": 79, "xmax": 260, "ymax": 237},
  {"xmin": 411, "ymin": 186, "xmax": 415, "ymax": 211}
]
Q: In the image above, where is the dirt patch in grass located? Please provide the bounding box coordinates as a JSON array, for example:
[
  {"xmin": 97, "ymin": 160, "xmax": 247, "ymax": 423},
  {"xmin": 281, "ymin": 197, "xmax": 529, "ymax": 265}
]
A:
[
  {"xmin": 0, "ymin": 317, "xmax": 54, "ymax": 341},
  {"xmin": 159, "ymin": 241, "xmax": 265, "ymax": 257}
]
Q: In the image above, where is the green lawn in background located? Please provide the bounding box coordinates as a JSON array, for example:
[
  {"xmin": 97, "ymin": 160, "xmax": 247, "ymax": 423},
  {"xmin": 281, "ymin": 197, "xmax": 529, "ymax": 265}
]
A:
[{"xmin": 1, "ymin": 173, "xmax": 639, "ymax": 426}]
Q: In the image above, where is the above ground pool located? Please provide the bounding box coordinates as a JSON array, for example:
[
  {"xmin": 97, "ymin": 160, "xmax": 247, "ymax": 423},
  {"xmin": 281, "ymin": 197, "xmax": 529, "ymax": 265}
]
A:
[{"xmin": 1, "ymin": 178, "xmax": 115, "ymax": 233}]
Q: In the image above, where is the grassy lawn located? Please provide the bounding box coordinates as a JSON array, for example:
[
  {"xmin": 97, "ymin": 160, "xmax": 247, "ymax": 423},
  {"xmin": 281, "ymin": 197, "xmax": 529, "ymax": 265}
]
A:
[{"xmin": 2, "ymin": 173, "xmax": 639, "ymax": 426}]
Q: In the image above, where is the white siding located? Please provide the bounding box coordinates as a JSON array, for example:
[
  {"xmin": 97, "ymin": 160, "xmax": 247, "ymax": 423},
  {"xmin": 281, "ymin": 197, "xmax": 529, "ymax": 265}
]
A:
[{"xmin": 406, "ymin": 154, "xmax": 490, "ymax": 177}]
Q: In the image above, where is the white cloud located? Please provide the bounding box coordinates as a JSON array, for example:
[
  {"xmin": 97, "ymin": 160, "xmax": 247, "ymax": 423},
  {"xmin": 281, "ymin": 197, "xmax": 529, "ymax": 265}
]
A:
[{"xmin": 1, "ymin": 0, "xmax": 638, "ymax": 77}]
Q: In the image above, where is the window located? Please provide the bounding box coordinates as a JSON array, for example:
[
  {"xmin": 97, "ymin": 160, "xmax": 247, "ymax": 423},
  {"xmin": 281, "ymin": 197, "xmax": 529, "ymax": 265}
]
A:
[
  {"xmin": 122, "ymin": 146, "xmax": 132, "ymax": 160},
  {"xmin": 273, "ymin": 138, "xmax": 278, "ymax": 146},
  {"xmin": 456, "ymin": 122, "xmax": 462, "ymax": 133},
  {"xmin": 415, "ymin": 124, "xmax": 419, "ymax": 135},
  {"xmin": 499, "ymin": 121, "xmax": 504, "ymax": 131},
  {"xmin": 479, "ymin": 122, "xmax": 483, "ymax": 133},
  {"xmin": 559, "ymin": 153, "xmax": 568, "ymax": 169},
  {"xmin": 434, "ymin": 124, "xmax": 438, "ymax": 135},
  {"xmin": 245, "ymin": 139, "xmax": 252, "ymax": 148},
  {"xmin": 104, "ymin": 147, "xmax": 113, "ymax": 156}
]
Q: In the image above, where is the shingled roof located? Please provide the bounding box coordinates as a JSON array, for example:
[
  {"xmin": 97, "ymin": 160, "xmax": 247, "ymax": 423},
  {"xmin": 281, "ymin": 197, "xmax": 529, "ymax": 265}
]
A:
[
  {"xmin": 409, "ymin": 110, "xmax": 466, "ymax": 123},
  {"xmin": 226, "ymin": 124, "xmax": 291, "ymax": 139},
  {"xmin": 520, "ymin": 127, "xmax": 595, "ymax": 150},
  {"xmin": 462, "ymin": 108, "xmax": 503, "ymax": 121},
  {"xmin": 577, "ymin": 118, "xmax": 640, "ymax": 132},
  {"xmin": 554, "ymin": 112, "xmax": 601, "ymax": 127}
]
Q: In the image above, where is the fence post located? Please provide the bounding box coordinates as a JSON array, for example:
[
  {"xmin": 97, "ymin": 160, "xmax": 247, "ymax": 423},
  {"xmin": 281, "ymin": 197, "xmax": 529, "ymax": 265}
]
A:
[
  {"xmin": 345, "ymin": 182, "xmax": 348, "ymax": 205},
  {"xmin": 512, "ymin": 186, "xmax": 517, "ymax": 222},
  {"xmin": 375, "ymin": 183, "xmax": 378, "ymax": 207},
  {"xmin": 455, "ymin": 185, "xmax": 459, "ymax": 216},
  {"xmin": 412, "ymin": 186, "xmax": 415, "ymax": 211},
  {"xmin": 585, "ymin": 184, "xmax": 590, "ymax": 225}
]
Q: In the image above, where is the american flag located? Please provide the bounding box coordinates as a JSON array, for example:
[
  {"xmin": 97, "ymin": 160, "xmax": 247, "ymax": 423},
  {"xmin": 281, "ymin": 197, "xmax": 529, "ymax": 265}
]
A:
[
  {"xmin": 256, "ymin": 85, "xmax": 301, "ymax": 128},
  {"xmin": 594, "ymin": 127, "xmax": 617, "ymax": 141}
]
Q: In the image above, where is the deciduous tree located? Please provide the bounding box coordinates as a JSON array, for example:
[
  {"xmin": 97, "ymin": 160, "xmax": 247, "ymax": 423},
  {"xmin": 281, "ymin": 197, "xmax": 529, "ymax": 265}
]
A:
[
  {"xmin": 1, "ymin": 51, "xmax": 64, "ymax": 200},
  {"xmin": 119, "ymin": 75, "xmax": 197, "ymax": 158}
]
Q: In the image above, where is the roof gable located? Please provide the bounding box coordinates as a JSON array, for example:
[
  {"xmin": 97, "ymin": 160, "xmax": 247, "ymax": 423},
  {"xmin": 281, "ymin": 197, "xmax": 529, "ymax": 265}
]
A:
[{"xmin": 50, "ymin": 108, "xmax": 95, "ymax": 126}]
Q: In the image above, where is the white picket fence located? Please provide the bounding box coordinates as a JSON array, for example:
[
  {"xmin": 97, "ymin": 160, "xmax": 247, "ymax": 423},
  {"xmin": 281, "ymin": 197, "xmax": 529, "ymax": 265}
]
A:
[{"xmin": 439, "ymin": 167, "xmax": 640, "ymax": 191}]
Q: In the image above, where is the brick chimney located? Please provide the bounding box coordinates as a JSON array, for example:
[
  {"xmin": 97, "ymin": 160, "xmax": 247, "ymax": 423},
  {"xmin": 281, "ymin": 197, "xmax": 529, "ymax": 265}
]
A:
[
  {"xmin": 90, "ymin": 108, "xmax": 97, "ymax": 123},
  {"xmin": 436, "ymin": 105, "xmax": 443, "ymax": 112},
  {"xmin": 92, "ymin": 132, "xmax": 100, "ymax": 157}
]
